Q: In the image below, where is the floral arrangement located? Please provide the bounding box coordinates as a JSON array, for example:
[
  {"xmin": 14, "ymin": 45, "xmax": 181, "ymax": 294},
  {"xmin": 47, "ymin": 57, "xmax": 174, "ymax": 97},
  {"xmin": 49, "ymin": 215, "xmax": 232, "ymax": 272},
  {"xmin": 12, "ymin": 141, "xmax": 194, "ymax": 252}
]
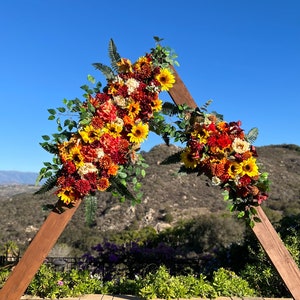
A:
[
  {"xmin": 37, "ymin": 37, "xmax": 269, "ymax": 226},
  {"xmin": 36, "ymin": 38, "xmax": 177, "ymax": 207},
  {"xmin": 160, "ymin": 102, "xmax": 270, "ymax": 226}
]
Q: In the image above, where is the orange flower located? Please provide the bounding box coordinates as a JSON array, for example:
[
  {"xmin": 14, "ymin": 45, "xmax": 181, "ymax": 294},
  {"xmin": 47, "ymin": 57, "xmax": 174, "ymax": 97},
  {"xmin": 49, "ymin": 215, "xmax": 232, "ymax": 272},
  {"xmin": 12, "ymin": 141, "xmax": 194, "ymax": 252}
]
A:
[
  {"xmin": 97, "ymin": 177, "xmax": 110, "ymax": 191},
  {"xmin": 108, "ymin": 164, "xmax": 119, "ymax": 176}
]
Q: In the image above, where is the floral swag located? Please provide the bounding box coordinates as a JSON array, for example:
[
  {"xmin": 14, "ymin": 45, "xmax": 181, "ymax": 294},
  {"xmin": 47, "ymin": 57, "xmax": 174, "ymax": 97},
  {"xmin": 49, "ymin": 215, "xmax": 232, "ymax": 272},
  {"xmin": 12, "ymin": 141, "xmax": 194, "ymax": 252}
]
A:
[{"xmin": 36, "ymin": 38, "xmax": 269, "ymax": 227}]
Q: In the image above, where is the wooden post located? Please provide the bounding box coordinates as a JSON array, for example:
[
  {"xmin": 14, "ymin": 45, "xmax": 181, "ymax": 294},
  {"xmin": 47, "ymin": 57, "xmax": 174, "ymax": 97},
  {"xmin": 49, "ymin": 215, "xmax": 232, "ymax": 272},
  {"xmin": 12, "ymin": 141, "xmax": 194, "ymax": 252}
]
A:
[
  {"xmin": 0, "ymin": 200, "xmax": 81, "ymax": 300},
  {"xmin": 168, "ymin": 66, "xmax": 300, "ymax": 300}
]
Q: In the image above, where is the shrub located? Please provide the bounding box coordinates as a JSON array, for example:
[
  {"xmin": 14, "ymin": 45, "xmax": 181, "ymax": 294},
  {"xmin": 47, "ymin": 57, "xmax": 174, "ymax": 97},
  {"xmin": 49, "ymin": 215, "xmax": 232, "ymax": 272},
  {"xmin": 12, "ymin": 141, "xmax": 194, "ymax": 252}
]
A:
[
  {"xmin": 26, "ymin": 264, "xmax": 104, "ymax": 299},
  {"xmin": 138, "ymin": 265, "xmax": 217, "ymax": 300},
  {"xmin": 212, "ymin": 268, "xmax": 255, "ymax": 297}
]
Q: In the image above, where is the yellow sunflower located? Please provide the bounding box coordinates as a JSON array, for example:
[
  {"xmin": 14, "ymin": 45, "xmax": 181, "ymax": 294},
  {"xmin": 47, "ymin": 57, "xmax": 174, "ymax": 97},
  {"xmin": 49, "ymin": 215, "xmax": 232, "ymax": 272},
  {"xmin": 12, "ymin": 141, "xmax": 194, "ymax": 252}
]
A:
[
  {"xmin": 127, "ymin": 101, "xmax": 141, "ymax": 118},
  {"xmin": 79, "ymin": 125, "xmax": 102, "ymax": 144},
  {"xmin": 181, "ymin": 148, "xmax": 199, "ymax": 169},
  {"xmin": 117, "ymin": 58, "xmax": 133, "ymax": 73},
  {"xmin": 57, "ymin": 186, "xmax": 76, "ymax": 204},
  {"xmin": 227, "ymin": 161, "xmax": 243, "ymax": 179},
  {"xmin": 241, "ymin": 157, "xmax": 259, "ymax": 177},
  {"xmin": 155, "ymin": 68, "xmax": 175, "ymax": 91},
  {"xmin": 128, "ymin": 122, "xmax": 149, "ymax": 144},
  {"xmin": 68, "ymin": 146, "xmax": 85, "ymax": 168},
  {"xmin": 151, "ymin": 98, "xmax": 163, "ymax": 112},
  {"xmin": 104, "ymin": 122, "xmax": 123, "ymax": 138}
]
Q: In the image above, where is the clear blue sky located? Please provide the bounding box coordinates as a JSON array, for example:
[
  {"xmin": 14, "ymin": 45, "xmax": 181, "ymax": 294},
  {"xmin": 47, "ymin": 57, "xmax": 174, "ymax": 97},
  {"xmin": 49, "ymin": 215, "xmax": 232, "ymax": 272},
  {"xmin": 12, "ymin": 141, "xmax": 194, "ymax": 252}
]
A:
[{"xmin": 1, "ymin": 0, "xmax": 299, "ymax": 172}]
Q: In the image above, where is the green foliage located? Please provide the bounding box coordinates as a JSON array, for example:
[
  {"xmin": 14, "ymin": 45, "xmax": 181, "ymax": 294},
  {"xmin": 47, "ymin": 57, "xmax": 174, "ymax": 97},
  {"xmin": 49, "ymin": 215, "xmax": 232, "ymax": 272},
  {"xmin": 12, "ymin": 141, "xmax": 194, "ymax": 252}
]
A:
[
  {"xmin": 23, "ymin": 264, "xmax": 258, "ymax": 299},
  {"xmin": 109, "ymin": 154, "xmax": 149, "ymax": 205},
  {"xmin": 150, "ymin": 38, "xmax": 179, "ymax": 68},
  {"xmin": 138, "ymin": 265, "xmax": 217, "ymax": 300},
  {"xmin": 246, "ymin": 127, "xmax": 259, "ymax": 144},
  {"xmin": 26, "ymin": 264, "xmax": 104, "ymax": 299},
  {"xmin": 212, "ymin": 268, "xmax": 255, "ymax": 297},
  {"xmin": 0, "ymin": 269, "xmax": 10, "ymax": 288},
  {"xmin": 108, "ymin": 38, "xmax": 121, "ymax": 73}
]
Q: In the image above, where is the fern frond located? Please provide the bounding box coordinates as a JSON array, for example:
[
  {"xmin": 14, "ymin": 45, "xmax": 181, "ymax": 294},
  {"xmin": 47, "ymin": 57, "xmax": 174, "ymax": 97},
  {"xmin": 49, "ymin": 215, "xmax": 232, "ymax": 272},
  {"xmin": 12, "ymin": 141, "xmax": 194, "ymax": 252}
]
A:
[
  {"xmin": 160, "ymin": 150, "xmax": 183, "ymax": 165},
  {"xmin": 246, "ymin": 127, "xmax": 259, "ymax": 144},
  {"xmin": 35, "ymin": 174, "xmax": 58, "ymax": 194},
  {"xmin": 110, "ymin": 177, "xmax": 136, "ymax": 202},
  {"xmin": 199, "ymin": 99, "xmax": 213, "ymax": 112},
  {"xmin": 108, "ymin": 39, "xmax": 121, "ymax": 73},
  {"xmin": 92, "ymin": 62, "xmax": 115, "ymax": 81}
]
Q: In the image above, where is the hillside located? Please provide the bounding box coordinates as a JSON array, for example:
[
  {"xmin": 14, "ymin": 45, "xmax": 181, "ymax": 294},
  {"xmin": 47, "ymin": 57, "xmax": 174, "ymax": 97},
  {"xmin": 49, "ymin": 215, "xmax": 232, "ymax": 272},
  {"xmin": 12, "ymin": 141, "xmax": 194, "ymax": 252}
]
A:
[
  {"xmin": 0, "ymin": 171, "xmax": 38, "ymax": 185},
  {"xmin": 0, "ymin": 143, "xmax": 300, "ymax": 255}
]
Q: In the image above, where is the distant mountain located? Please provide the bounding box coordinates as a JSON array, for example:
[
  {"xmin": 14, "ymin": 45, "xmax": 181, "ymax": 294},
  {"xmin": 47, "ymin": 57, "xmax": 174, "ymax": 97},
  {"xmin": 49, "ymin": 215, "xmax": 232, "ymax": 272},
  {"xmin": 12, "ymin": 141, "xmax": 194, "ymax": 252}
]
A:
[{"xmin": 0, "ymin": 170, "xmax": 39, "ymax": 185}]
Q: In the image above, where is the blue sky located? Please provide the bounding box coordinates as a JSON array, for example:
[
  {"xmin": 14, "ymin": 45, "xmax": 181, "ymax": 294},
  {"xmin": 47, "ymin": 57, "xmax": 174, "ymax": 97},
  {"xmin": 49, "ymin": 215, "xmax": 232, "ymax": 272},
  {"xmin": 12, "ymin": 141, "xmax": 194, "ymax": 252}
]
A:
[{"xmin": 1, "ymin": 0, "xmax": 299, "ymax": 172}]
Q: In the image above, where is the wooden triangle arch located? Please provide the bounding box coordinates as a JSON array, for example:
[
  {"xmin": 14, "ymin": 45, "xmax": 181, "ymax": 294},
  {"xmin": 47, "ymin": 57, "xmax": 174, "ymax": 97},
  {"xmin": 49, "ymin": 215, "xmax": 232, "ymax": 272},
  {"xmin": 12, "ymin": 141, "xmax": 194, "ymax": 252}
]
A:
[{"xmin": 1, "ymin": 67, "xmax": 300, "ymax": 300}]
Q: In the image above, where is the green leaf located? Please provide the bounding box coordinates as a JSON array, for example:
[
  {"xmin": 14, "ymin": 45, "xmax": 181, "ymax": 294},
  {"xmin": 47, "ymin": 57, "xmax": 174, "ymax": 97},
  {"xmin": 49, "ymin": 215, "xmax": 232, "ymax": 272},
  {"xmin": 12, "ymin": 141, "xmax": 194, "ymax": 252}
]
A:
[
  {"xmin": 87, "ymin": 74, "xmax": 95, "ymax": 84},
  {"xmin": 118, "ymin": 171, "xmax": 127, "ymax": 179},
  {"xmin": 57, "ymin": 107, "xmax": 66, "ymax": 113},
  {"xmin": 246, "ymin": 127, "xmax": 259, "ymax": 144},
  {"xmin": 237, "ymin": 211, "xmax": 245, "ymax": 218},
  {"xmin": 48, "ymin": 108, "xmax": 56, "ymax": 115},
  {"xmin": 110, "ymin": 177, "xmax": 136, "ymax": 203},
  {"xmin": 48, "ymin": 115, "xmax": 55, "ymax": 121},
  {"xmin": 42, "ymin": 135, "xmax": 50, "ymax": 141}
]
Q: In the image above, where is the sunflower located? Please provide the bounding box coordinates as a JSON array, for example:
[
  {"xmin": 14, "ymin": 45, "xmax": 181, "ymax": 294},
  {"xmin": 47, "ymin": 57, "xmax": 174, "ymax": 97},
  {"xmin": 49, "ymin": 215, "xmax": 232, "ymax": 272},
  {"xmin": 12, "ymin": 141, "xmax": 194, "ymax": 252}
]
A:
[
  {"xmin": 228, "ymin": 161, "xmax": 243, "ymax": 179},
  {"xmin": 68, "ymin": 146, "xmax": 85, "ymax": 169},
  {"xmin": 79, "ymin": 125, "xmax": 102, "ymax": 144},
  {"xmin": 181, "ymin": 148, "xmax": 199, "ymax": 169},
  {"xmin": 151, "ymin": 98, "xmax": 163, "ymax": 112},
  {"xmin": 127, "ymin": 101, "xmax": 141, "ymax": 118},
  {"xmin": 57, "ymin": 186, "xmax": 77, "ymax": 204},
  {"xmin": 104, "ymin": 122, "xmax": 123, "ymax": 138},
  {"xmin": 155, "ymin": 68, "xmax": 175, "ymax": 91},
  {"xmin": 128, "ymin": 122, "xmax": 149, "ymax": 144},
  {"xmin": 117, "ymin": 58, "xmax": 133, "ymax": 73},
  {"xmin": 241, "ymin": 157, "xmax": 259, "ymax": 177}
]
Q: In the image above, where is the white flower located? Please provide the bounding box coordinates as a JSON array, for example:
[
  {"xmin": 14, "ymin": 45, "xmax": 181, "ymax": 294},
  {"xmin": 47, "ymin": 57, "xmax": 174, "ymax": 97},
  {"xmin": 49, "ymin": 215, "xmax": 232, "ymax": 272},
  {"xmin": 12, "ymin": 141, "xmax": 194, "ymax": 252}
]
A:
[
  {"xmin": 125, "ymin": 78, "xmax": 140, "ymax": 94},
  {"xmin": 212, "ymin": 176, "xmax": 221, "ymax": 186},
  {"xmin": 96, "ymin": 148, "xmax": 105, "ymax": 159},
  {"xmin": 113, "ymin": 95, "xmax": 127, "ymax": 108},
  {"xmin": 232, "ymin": 137, "xmax": 250, "ymax": 154},
  {"xmin": 78, "ymin": 163, "xmax": 98, "ymax": 177}
]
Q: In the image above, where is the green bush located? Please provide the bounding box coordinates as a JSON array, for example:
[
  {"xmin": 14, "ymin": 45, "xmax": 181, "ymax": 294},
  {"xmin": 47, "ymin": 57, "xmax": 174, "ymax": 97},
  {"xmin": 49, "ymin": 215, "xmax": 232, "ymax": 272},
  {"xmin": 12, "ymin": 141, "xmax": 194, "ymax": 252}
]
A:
[
  {"xmin": 0, "ymin": 268, "xmax": 10, "ymax": 288},
  {"xmin": 22, "ymin": 264, "xmax": 257, "ymax": 299},
  {"xmin": 212, "ymin": 268, "xmax": 255, "ymax": 297},
  {"xmin": 26, "ymin": 264, "xmax": 104, "ymax": 299},
  {"xmin": 137, "ymin": 265, "xmax": 254, "ymax": 300}
]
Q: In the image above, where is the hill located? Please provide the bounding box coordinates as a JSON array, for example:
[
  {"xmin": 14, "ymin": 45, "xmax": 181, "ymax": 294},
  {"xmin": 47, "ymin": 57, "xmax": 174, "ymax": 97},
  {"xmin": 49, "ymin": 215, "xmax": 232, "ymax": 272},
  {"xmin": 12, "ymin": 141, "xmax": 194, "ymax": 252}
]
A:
[
  {"xmin": 0, "ymin": 171, "xmax": 38, "ymax": 185},
  {"xmin": 0, "ymin": 143, "xmax": 300, "ymax": 255}
]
